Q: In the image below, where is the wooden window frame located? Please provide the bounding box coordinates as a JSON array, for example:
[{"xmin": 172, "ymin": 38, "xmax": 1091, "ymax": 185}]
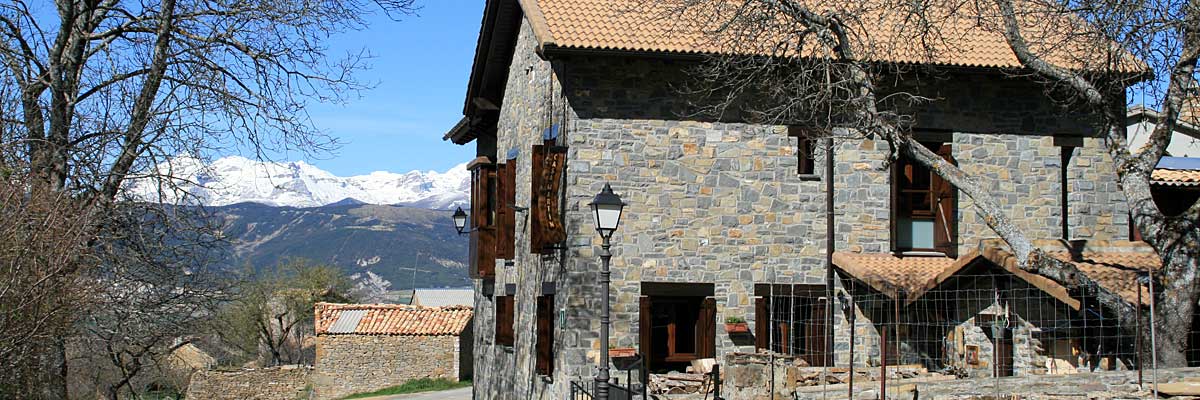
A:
[
  {"xmin": 891, "ymin": 142, "xmax": 957, "ymax": 257},
  {"xmin": 495, "ymin": 295, "xmax": 515, "ymax": 347},
  {"xmin": 535, "ymin": 294, "xmax": 555, "ymax": 375},
  {"xmin": 788, "ymin": 126, "xmax": 819, "ymax": 178}
]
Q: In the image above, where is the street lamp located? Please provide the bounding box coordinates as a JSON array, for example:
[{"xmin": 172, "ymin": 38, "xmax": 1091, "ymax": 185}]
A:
[
  {"xmin": 453, "ymin": 207, "xmax": 468, "ymax": 235},
  {"xmin": 589, "ymin": 183, "xmax": 625, "ymax": 400}
]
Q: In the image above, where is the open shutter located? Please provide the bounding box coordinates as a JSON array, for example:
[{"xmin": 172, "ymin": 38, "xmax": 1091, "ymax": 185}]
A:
[
  {"xmin": 755, "ymin": 297, "xmax": 768, "ymax": 350},
  {"xmin": 496, "ymin": 162, "xmax": 516, "ymax": 259},
  {"xmin": 698, "ymin": 298, "xmax": 717, "ymax": 359},
  {"xmin": 890, "ymin": 161, "xmax": 900, "ymax": 253},
  {"xmin": 536, "ymin": 295, "xmax": 555, "ymax": 375},
  {"xmin": 468, "ymin": 159, "xmax": 496, "ymax": 278},
  {"xmin": 530, "ymin": 145, "xmax": 544, "ymax": 252},
  {"xmin": 933, "ymin": 144, "xmax": 958, "ymax": 258},
  {"xmin": 640, "ymin": 296, "xmax": 653, "ymax": 371},
  {"xmin": 530, "ymin": 144, "xmax": 567, "ymax": 252}
]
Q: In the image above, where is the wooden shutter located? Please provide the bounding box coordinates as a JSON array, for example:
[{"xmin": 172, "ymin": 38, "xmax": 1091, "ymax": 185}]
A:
[
  {"xmin": 806, "ymin": 298, "xmax": 831, "ymax": 367},
  {"xmin": 496, "ymin": 296, "xmax": 514, "ymax": 346},
  {"xmin": 530, "ymin": 145, "xmax": 544, "ymax": 252},
  {"xmin": 932, "ymin": 144, "xmax": 958, "ymax": 258},
  {"xmin": 890, "ymin": 160, "xmax": 900, "ymax": 253},
  {"xmin": 469, "ymin": 162, "xmax": 497, "ymax": 278},
  {"xmin": 755, "ymin": 297, "xmax": 768, "ymax": 350},
  {"xmin": 536, "ymin": 295, "xmax": 555, "ymax": 375},
  {"xmin": 640, "ymin": 296, "xmax": 653, "ymax": 371},
  {"xmin": 530, "ymin": 144, "xmax": 567, "ymax": 252},
  {"xmin": 698, "ymin": 298, "xmax": 717, "ymax": 359},
  {"xmin": 496, "ymin": 162, "xmax": 516, "ymax": 259}
]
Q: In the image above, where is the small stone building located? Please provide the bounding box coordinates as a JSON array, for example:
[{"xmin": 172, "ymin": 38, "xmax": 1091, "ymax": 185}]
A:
[{"xmin": 312, "ymin": 303, "xmax": 473, "ymax": 400}]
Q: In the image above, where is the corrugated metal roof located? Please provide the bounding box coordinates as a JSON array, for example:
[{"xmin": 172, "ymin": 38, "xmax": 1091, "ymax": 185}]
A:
[
  {"xmin": 327, "ymin": 310, "xmax": 366, "ymax": 334},
  {"xmin": 411, "ymin": 289, "xmax": 474, "ymax": 307}
]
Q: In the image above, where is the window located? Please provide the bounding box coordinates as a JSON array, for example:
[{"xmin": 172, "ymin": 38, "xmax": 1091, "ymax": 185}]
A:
[
  {"xmin": 1060, "ymin": 146, "xmax": 1075, "ymax": 240},
  {"xmin": 535, "ymin": 294, "xmax": 555, "ymax": 375},
  {"xmin": 468, "ymin": 157, "xmax": 497, "ymax": 278},
  {"xmin": 495, "ymin": 295, "xmax": 515, "ymax": 347},
  {"xmin": 892, "ymin": 142, "xmax": 957, "ymax": 257},
  {"xmin": 788, "ymin": 126, "xmax": 817, "ymax": 176},
  {"xmin": 754, "ymin": 284, "xmax": 831, "ymax": 367},
  {"xmin": 638, "ymin": 283, "xmax": 716, "ymax": 373}
]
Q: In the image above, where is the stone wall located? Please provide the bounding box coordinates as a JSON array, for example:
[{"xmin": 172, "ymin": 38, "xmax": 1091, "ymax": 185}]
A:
[
  {"xmin": 312, "ymin": 334, "xmax": 464, "ymax": 400},
  {"xmin": 185, "ymin": 366, "xmax": 311, "ymax": 400},
  {"xmin": 468, "ymin": 13, "xmax": 1132, "ymax": 400}
]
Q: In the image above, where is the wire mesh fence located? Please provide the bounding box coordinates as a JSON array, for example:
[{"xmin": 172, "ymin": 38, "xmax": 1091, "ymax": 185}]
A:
[{"xmin": 746, "ymin": 270, "xmax": 1160, "ymax": 399}]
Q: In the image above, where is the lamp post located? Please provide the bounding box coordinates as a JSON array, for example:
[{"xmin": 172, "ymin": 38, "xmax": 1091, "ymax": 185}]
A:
[
  {"xmin": 453, "ymin": 207, "xmax": 468, "ymax": 235},
  {"xmin": 589, "ymin": 183, "xmax": 626, "ymax": 400}
]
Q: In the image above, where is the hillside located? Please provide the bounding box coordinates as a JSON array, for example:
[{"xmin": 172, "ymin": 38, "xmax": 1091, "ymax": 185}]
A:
[{"xmin": 214, "ymin": 202, "xmax": 470, "ymax": 290}]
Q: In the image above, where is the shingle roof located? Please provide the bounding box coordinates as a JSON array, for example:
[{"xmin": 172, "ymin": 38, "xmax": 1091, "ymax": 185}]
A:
[
  {"xmin": 522, "ymin": 0, "xmax": 1138, "ymax": 70},
  {"xmin": 411, "ymin": 289, "xmax": 475, "ymax": 307},
  {"xmin": 834, "ymin": 240, "xmax": 1160, "ymax": 309},
  {"xmin": 314, "ymin": 303, "xmax": 473, "ymax": 336}
]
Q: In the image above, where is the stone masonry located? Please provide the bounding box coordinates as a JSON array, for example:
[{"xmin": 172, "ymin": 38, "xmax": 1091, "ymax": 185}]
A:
[
  {"xmin": 467, "ymin": 14, "xmax": 1131, "ymax": 400},
  {"xmin": 312, "ymin": 334, "xmax": 466, "ymax": 400},
  {"xmin": 185, "ymin": 366, "xmax": 311, "ymax": 400}
]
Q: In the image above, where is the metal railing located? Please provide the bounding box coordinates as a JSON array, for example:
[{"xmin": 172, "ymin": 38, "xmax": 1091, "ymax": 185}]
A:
[{"xmin": 572, "ymin": 365, "xmax": 723, "ymax": 400}]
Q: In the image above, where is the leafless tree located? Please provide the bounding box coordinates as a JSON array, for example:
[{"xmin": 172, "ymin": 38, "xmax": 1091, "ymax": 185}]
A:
[
  {"xmin": 0, "ymin": 0, "xmax": 417, "ymax": 397},
  {"xmin": 650, "ymin": 0, "xmax": 1198, "ymax": 364}
]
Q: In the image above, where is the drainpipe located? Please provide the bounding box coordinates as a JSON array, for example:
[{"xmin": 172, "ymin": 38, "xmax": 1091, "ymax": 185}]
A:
[{"xmin": 825, "ymin": 137, "xmax": 836, "ymax": 370}]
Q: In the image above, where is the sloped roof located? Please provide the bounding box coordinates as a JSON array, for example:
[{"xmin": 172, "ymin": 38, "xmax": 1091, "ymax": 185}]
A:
[
  {"xmin": 314, "ymin": 303, "xmax": 473, "ymax": 336},
  {"xmin": 522, "ymin": 0, "xmax": 1138, "ymax": 70},
  {"xmin": 412, "ymin": 288, "xmax": 475, "ymax": 307},
  {"xmin": 1153, "ymin": 157, "xmax": 1200, "ymax": 187},
  {"xmin": 834, "ymin": 240, "xmax": 1160, "ymax": 309}
]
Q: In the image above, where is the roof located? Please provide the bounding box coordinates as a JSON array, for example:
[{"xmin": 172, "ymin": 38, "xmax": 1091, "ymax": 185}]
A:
[
  {"xmin": 314, "ymin": 303, "xmax": 473, "ymax": 336},
  {"xmin": 834, "ymin": 240, "xmax": 1160, "ymax": 309},
  {"xmin": 523, "ymin": 0, "xmax": 1138, "ymax": 70},
  {"xmin": 1153, "ymin": 157, "xmax": 1200, "ymax": 187},
  {"xmin": 411, "ymin": 288, "xmax": 475, "ymax": 307}
]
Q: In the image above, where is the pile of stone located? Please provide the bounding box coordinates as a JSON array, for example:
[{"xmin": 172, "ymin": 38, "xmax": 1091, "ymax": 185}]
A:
[{"xmin": 648, "ymin": 371, "xmax": 712, "ymax": 394}]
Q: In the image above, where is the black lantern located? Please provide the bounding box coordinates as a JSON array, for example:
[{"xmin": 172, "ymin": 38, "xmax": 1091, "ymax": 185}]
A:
[
  {"xmin": 588, "ymin": 183, "xmax": 625, "ymax": 239},
  {"xmin": 452, "ymin": 207, "xmax": 468, "ymax": 235}
]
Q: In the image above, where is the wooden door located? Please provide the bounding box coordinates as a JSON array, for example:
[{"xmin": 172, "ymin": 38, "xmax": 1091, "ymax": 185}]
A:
[
  {"xmin": 697, "ymin": 298, "xmax": 716, "ymax": 359},
  {"xmin": 640, "ymin": 296, "xmax": 652, "ymax": 372}
]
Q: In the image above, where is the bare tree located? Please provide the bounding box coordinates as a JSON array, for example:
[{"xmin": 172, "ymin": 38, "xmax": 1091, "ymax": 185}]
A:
[
  {"xmin": 0, "ymin": 0, "xmax": 418, "ymax": 397},
  {"xmin": 216, "ymin": 259, "xmax": 353, "ymax": 367},
  {"xmin": 652, "ymin": 0, "xmax": 1198, "ymax": 364}
]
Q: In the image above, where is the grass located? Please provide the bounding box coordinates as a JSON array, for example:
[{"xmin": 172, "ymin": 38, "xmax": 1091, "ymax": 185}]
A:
[{"xmin": 340, "ymin": 378, "xmax": 472, "ymax": 399}]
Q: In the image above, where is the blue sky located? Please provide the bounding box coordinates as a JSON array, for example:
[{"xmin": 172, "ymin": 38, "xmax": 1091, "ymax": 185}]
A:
[{"xmin": 295, "ymin": 1, "xmax": 481, "ymax": 176}]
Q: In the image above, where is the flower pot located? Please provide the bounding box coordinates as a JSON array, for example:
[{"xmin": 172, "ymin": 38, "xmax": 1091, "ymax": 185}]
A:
[{"xmin": 725, "ymin": 322, "xmax": 750, "ymax": 333}]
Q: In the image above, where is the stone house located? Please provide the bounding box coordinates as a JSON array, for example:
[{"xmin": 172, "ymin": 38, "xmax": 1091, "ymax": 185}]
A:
[
  {"xmin": 311, "ymin": 303, "xmax": 473, "ymax": 399},
  {"xmin": 443, "ymin": 0, "xmax": 1162, "ymax": 398}
]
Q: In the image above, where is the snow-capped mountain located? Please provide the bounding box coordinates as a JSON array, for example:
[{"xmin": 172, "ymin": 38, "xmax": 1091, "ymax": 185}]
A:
[{"xmin": 128, "ymin": 155, "xmax": 469, "ymax": 209}]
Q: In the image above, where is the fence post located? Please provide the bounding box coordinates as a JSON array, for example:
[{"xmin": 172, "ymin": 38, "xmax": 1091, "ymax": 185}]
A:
[{"xmin": 712, "ymin": 364, "xmax": 722, "ymax": 400}]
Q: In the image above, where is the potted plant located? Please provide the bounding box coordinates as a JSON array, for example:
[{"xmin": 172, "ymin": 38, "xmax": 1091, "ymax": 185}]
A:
[{"xmin": 725, "ymin": 316, "xmax": 750, "ymax": 333}]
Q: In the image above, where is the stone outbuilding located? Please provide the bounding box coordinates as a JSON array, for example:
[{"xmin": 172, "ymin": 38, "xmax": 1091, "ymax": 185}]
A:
[{"xmin": 311, "ymin": 303, "xmax": 473, "ymax": 400}]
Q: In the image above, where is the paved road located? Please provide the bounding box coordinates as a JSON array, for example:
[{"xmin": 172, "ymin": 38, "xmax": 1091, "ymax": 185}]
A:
[{"xmin": 357, "ymin": 386, "xmax": 473, "ymax": 400}]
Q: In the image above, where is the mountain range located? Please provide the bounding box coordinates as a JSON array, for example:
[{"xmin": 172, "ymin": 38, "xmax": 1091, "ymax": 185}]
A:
[
  {"xmin": 129, "ymin": 156, "xmax": 470, "ymax": 209},
  {"xmin": 213, "ymin": 202, "xmax": 470, "ymax": 293},
  {"xmin": 126, "ymin": 156, "xmax": 474, "ymax": 293}
]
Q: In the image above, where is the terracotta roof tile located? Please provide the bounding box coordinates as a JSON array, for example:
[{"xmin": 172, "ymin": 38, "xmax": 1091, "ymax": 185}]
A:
[
  {"xmin": 1153, "ymin": 168, "xmax": 1200, "ymax": 186},
  {"xmin": 526, "ymin": 0, "xmax": 1138, "ymax": 70},
  {"xmin": 314, "ymin": 303, "xmax": 473, "ymax": 336},
  {"xmin": 835, "ymin": 240, "xmax": 1160, "ymax": 308},
  {"xmin": 832, "ymin": 252, "xmax": 958, "ymax": 298}
]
